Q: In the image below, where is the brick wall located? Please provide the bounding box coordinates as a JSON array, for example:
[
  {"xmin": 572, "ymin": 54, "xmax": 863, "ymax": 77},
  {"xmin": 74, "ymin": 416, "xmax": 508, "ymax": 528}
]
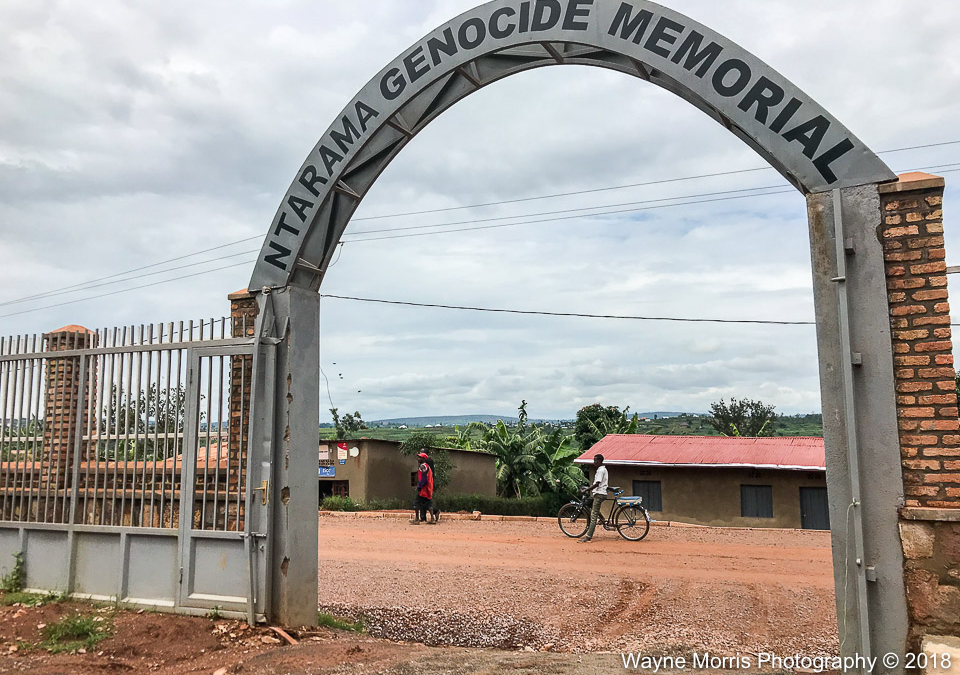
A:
[
  {"xmin": 882, "ymin": 172, "xmax": 960, "ymax": 648},
  {"xmin": 881, "ymin": 173, "xmax": 958, "ymax": 508},
  {"xmin": 42, "ymin": 325, "xmax": 96, "ymax": 521},
  {"xmin": 228, "ymin": 289, "xmax": 258, "ymax": 510}
]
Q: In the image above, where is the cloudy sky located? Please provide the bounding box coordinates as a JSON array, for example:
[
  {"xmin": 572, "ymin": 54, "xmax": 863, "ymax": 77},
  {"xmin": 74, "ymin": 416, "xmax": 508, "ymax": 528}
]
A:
[{"xmin": 1, "ymin": 1, "xmax": 959, "ymax": 420}]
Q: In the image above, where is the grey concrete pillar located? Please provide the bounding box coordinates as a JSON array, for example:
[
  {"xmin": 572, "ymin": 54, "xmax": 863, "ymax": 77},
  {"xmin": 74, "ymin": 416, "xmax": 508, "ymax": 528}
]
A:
[
  {"xmin": 808, "ymin": 186, "xmax": 908, "ymax": 670},
  {"xmin": 265, "ymin": 286, "xmax": 320, "ymax": 626}
]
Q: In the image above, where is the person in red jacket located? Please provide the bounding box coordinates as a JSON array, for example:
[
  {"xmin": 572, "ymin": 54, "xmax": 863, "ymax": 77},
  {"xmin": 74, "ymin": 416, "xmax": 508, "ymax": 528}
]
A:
[{"xmin": 410, "ymin": 454, "xmax": 434, "ymax": 525}]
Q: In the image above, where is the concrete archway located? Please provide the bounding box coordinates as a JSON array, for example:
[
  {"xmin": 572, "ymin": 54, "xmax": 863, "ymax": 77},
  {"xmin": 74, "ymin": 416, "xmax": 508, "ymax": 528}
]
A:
[{"xmin": 247, "ymin": 2, "xmax": 926, "ymax": 668}]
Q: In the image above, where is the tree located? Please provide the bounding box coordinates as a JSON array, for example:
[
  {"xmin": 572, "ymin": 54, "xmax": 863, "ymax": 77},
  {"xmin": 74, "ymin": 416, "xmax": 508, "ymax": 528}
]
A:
[
  {"xmin": 480, "ymin": 420, "xmax": 540, "ymax": 498},
  {"xmin": 446, "ymin": 422, "xmax": 488, "ymax": 451},
  {"xmin": 535, "ymin": 427, "xmax": 585, "ymax": 497},
  {"xmin": 329, "ymin": 408, "xmax": 367, "ymax": 440},
  {"xmin": 574, "ymin": 404, "xmax": 639, "ymax": 451},
  {"xmin": 99, "ymin": 383, "xmax": 190, "ymax": 460},
  {"xmin": 474, "ymin": 402, "xmax": 586, "ymax": 499},
  {"xmin": 398, "ymin": 431, "xmax": 456, "ymax": 491},
  {"xmin": 709, "ymin": 397, "xmax": 777, "ymax": 437}
]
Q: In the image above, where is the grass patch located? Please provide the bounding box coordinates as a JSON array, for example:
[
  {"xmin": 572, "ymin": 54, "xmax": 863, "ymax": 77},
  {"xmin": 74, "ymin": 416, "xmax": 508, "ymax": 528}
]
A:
[
  {"xmin": 22, "ymin": 612, "xmax": 113, "ymax": 654},
  {"xmin": 0, "ymin": 590, "xmax": 68, "ymax": 607},
  {"xmin": 317, "ymin": 611, "xmax": 364, "ymax": 633}
]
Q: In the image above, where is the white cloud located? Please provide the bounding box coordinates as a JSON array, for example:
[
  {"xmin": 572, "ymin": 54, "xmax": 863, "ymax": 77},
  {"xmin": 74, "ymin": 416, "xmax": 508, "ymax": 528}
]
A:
[{"xmin": 1, "ymin": 0, "xmax": 958, "ymax": 418}]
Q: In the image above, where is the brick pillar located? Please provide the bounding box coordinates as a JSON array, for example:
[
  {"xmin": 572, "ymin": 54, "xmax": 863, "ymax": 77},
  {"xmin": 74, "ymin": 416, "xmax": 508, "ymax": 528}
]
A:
[
  {"xmin": 228, "ymin": 289, "xmax": 258, "ymax": 528},
  {"xmin": 42, "ymin": 325, "xmax": 96, "ymax": 521},
  {"xmin": 881, "ymin": 172, "xmax": 960, "ymax": 650}
]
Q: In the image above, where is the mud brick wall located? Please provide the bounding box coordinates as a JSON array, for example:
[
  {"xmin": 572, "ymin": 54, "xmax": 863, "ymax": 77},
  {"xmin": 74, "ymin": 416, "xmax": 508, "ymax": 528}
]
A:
[{"xmin": 882, "ymin": 173, "xmax": 960, "ymax": 649}]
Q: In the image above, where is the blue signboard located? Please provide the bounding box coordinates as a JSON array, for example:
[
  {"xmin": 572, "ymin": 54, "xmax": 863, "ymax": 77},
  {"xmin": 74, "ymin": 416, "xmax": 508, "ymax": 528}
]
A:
[
  {"xmin": 339, "ymin": 459, "xmax": 346, "ymax": 465},
  {"xmin": 318, "ymin": 466, "xmax": 335, "ymax": 478}
]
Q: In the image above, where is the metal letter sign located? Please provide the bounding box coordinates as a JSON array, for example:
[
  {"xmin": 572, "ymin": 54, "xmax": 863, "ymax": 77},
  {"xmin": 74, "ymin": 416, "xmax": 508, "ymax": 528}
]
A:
[{"xmin": 249, "ymin": 0, "xmax": 895, "ymax": 291}]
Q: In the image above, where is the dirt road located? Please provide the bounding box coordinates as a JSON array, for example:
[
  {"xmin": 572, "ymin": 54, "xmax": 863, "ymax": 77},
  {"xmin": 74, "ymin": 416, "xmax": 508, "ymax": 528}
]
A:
[{"xmin": 317, "ymin": 515, "xmax": 839, "ymax": 656}]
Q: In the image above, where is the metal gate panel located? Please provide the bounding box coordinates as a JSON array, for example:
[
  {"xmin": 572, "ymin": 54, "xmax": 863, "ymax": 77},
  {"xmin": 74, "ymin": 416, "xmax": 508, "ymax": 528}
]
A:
[
  {"xmin": 177, "ymin": 343, "xmax": 267, "ymax": 621},
  {"xmin": 0, "ymin": 320, "xmax": 268, "ymax": 620},
  {"xmin": 73, "ymin": 532, "xmax": 120, "ymax": 597}
]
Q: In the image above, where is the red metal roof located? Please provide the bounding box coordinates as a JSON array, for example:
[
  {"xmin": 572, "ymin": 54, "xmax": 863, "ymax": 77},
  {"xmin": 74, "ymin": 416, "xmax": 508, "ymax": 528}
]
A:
[{"xmin": 575, "ymin": 435, "xmax": 825, "ymax": 471}]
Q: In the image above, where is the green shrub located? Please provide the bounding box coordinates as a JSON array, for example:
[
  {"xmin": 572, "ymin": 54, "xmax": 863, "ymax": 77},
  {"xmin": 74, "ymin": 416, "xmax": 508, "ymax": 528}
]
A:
[
  {"xmin": 434, "ymin": 492, "xmax": 570, "ymax": 517},
  {"xmin": 0, "ymin": 552, "xmax": 25, "ymax": 593},
  {"xmin": 321, "ymin": 496, "xmax": 360, "ymax": 512}
]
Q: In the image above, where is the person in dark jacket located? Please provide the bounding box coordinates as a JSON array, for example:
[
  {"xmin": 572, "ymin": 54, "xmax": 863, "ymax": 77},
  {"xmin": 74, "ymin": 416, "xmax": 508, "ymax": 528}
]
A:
[
  {"xmin": 418, "ymin": 450, "xmax": 441, "ymax": 523},
  {"xmin": 410, "ymin": 456, "xmax": 434, "ymax": 525}
]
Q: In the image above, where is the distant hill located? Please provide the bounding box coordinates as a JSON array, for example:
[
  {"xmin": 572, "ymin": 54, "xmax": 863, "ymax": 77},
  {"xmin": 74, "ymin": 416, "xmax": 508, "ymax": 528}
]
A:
[
  {"xmin": 634, "ymin": 412, "xmax": 700, "ymax": 418},
  {"xmin": 370, "ymin": 415, "xmax": 509, "ymax": 426}
]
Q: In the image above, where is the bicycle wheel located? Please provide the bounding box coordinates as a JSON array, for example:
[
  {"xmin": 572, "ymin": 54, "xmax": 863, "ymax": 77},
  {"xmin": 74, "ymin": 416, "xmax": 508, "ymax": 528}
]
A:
[
  {"xmin": 557, "ymin": 503, "xmax": 589, "ymax": 538},
  {"xmin": 615, "ymin": 505, "xmax": 650, "ymax": 541}
]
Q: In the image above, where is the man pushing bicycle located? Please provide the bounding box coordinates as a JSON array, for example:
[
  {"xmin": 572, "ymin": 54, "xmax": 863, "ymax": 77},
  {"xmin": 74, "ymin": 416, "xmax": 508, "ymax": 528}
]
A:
[{"xmin": 578, "ymin": 454, "xmax": 608, "ymax": 543}]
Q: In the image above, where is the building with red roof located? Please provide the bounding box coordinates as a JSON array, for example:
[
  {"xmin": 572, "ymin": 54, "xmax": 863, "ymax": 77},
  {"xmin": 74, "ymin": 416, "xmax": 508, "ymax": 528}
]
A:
[{"xmin": 576, "ymin": 435, "xmax": 828, "ymax": 529}]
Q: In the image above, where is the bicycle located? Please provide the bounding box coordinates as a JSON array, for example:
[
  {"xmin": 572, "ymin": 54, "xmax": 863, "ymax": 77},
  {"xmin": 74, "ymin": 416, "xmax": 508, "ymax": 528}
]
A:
[{"xmin": 557, "ymin": 485, "xmax": 651, "ymax": 541}]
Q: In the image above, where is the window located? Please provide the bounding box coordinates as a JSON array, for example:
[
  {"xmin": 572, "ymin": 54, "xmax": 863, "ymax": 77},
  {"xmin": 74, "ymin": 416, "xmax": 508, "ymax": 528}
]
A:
[
  {"xmin": 410, "ymin": 471, "xmax": 418, "ymax": 487},
  {"xmin": 632, "ymin": 480, "xmax": 662, "ymax": 512},
  {"xmin": 741, "ymin": 485, "xmax": 773, "ymax": 518}
]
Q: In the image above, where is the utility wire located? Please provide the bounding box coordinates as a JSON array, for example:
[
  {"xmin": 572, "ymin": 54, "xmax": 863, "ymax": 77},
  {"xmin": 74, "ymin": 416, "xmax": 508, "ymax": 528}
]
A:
[
  {"xmin": 352, "ymin": 139, "xmax": 960, "ymax": 221},
  {"xmin": 341, "ymin": 188, "xmax": 796, "ymax": 242},
  {"xmin": 8, "ymin": 140, "xmax": 960, "ymax": 307},
  {"xmin": 3, "ymin": 161, "xmax": 960, "ymax": 317},
  {"xmin": 320, "ymin": 294, "xmax": 816, "ymax": 325},
  {"xmin": 0, "ymin": 260, "xmax": 254, "ymax": 320}
]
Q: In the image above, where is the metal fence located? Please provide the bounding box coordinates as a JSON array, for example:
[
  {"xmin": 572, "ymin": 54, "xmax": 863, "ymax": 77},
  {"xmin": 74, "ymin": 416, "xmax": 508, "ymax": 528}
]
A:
[
  {"xmin": 0, "ymin": 317, "xmax": 266, "ymax": 619},
  {"xmin": 0, "ymin": 319, "xmax": 251, "ymax": 531}
]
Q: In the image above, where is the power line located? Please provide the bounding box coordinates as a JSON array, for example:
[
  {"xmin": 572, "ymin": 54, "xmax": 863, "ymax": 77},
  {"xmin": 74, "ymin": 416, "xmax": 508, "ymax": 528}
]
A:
[
  {"xmin": 8, "ymin": 141, "xmax": 960, "ymax": 307},
  {"xmin": 320, "ymin": 294, "xmax": 816, "ymax": 325},
  {"xmin": 0, "ymin": 248, "xmax": 260, "ymax": 308},
  {"xmin": 346, "ymin": 184, "xmax": 793, "ymax": 236},
  {"xmin": 4, "ymin": 162, "xmax": 960, "ymax": 317},
  {"xmin": 0, "ymin": 260, "xmax": 255, "ymax": 320},
  {"xmin": 342, "ymin": 188, "xmax": 795, "ymax": 242},
  {"xmin": 351, "ymin": 139, "xmax": 960, "ymax": 221}
]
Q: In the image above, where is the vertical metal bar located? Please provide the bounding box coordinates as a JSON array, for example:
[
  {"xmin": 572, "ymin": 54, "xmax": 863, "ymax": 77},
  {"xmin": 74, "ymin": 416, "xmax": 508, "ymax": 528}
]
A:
[
  {"xmin": 28, "ymin": 334, "xmax": 44, "ymax": 523},
  {"xmin": 176, "ymin": 347, "xmax": 203, "ymax": 610},
  {"xmin": 68, "ymin": 349, "xmax": 88, "ymax": 526},
  {"xmin": 0, "ymin": 339, "xmax": 12, "ymax": 521},
  {"xmin": 201, "ymin": 355, "xmax": 213, "ymax": 529},
  {"xmin": 235, "ymin": 349, "xmax": 245, "ymax": 532},
  {"xmin": 157, "ymin": 328, "xmax": 170, "ymax": 527},
  {"xmin": 101, "ymin": 327, "xmax": 118, "ymax": 526},
  {"xmin": 117, "ymin": 326, "xmax": 132, "ymax": 526},
  {"xmin": 147, "ymin": 327, "xmax": 163, "ymax": 527},
  {"xmin": 39, "ymin": 332, "xmax": 56, "ymax": 523},
  {"xmin": 129, "ymin": 325, "xmax": 145, "ymax": 526},
  {"xmin": 832, "ymin": 189, "xmax": 872, "ymax": 664},
  {"xmin": 84, "ymin": 329, "xmax": 104, "ymax": 526},
  {"xmin": 139, "ymin": 325, "xmax": 154, "ymax": 526},
  {"xmin": 214, "ymin": 354, "xmax": 225, "ymax": 530},
  {"xmin": 21, "ymin": 336, "xmax": 37, "ymax": 523},
  {"xmin": 169, "ymin": 320, "xmax": 185, "ymax": 529},
  {"xmin": 1, "ymin": 339, "xmax": 15, "ymax": 522},
  {"xmin": 0, "ymin": 338, "xmax": 9, "ymax": 521}
]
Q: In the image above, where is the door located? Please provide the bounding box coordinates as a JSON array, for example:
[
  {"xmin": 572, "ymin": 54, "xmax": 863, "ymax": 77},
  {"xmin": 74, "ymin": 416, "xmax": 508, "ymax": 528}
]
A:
[
  {"xmin": 176, "ymin": 342, "xmax": 268, "ymax": 620},
  {"xmin": 800, "ymin": 487, "xmax": 830, "ymax": 530}
]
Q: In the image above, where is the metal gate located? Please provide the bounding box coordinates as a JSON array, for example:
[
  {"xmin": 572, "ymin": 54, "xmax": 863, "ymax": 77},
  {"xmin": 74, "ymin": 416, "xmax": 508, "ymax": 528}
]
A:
[{"xmin": 0, "ymin": 319, "xmax": 271, "ymax": 622}]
